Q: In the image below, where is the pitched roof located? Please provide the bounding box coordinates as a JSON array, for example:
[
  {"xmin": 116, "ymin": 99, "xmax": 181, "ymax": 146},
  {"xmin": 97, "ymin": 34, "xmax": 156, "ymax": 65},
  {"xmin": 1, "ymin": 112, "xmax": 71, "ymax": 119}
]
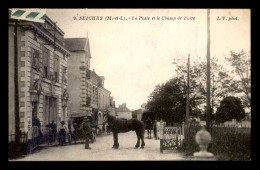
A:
[
  {"xmin": 116, "ymin": 107, "xmax": 131, "ymax": 112},
  {"xmin": 65, "ymin": 38, "xmax": 86, "ymax": 51},
  {"xmin": 65, "ymin": 38, "xmax": 92, "ymax": 58}
]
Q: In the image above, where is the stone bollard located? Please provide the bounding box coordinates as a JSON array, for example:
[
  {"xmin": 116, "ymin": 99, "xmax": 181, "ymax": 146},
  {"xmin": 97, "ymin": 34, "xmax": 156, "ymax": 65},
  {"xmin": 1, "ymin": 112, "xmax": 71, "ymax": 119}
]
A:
[{"xmin": 193, "ymin": 126, "xmax": 215, "ymax": 160}]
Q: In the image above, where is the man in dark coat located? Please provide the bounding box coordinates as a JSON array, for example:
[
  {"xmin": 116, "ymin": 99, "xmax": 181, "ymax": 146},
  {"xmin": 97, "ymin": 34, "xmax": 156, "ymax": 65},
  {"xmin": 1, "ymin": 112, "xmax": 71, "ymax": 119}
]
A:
[
  {"xmin": 79, "ymin": 117, "xmax": 92, "ymax": 149},
  {"xmin": 49, "ymin": 120, "xmax": 57, "ymax": 143},
  {"xmin": 58, "ymin": 121, "xmax": 68, "ymax": 146},
  {"xmin": 153, "ymin": 120, "xmax": 157, "ymax": 139},
  {"xmin": 32, "ymin": 116, "xmax": 43, "ymax": 144}
]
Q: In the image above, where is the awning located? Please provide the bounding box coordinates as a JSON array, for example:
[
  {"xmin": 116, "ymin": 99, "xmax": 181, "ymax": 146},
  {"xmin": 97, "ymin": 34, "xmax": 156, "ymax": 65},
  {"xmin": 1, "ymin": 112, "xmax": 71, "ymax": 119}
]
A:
[
  {"xmin": 70, "ymin": 113, "xmax": 87, "ymax": 118},
  {"xmin": 70, "ymin": 111, "xmax": 91, "ymax": 118}
]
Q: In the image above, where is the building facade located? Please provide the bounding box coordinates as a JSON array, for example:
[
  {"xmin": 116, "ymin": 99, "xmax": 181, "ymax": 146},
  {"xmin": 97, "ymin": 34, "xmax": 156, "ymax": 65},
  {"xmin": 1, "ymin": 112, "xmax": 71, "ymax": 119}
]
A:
[
  {"xmin": 66, "ymin": 37, "xmax": 115, "ymax": 130},
  {"xmin": 9, "ymin": 16, "xmax": 71, "ymax": 140},
  {"xmin": 136, "ymin": 103, "xmax": 147, "ymax": 121},
  {"xmin": 116, "ymin": 103, "xmax": 132, "ymax": 120},
  {"xmin": 97, "ymin": 76, "xmax": 111, "ymax": 130},
  {"xmin": 65, "ymin": 38, "xmax": 93, "ymax": 118},
  {"xmin": 136, "ymin": 109, "xmax": 143, "ymax": 121}
]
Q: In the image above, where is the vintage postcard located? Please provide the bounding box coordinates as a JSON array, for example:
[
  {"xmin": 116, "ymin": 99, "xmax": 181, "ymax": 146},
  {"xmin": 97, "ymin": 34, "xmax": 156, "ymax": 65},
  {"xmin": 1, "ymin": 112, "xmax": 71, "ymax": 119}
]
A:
[{"xmin": 8, "ymin": 8, "xmax": 251, "ymax": 161}]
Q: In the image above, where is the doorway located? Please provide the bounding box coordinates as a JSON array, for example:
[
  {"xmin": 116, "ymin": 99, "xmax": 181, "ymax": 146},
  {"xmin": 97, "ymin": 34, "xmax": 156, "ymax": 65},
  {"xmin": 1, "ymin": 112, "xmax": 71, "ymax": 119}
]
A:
[{"xmin": 44, "ymin": 96, "xmax": 58, "ymax": 126}]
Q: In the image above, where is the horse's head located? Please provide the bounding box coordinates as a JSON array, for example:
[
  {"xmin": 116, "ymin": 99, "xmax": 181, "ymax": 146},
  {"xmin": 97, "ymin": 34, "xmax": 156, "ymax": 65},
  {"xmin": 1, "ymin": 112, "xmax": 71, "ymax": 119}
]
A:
[{"xmin": 103, "ymin": 111, "xmax": 115, "ymax": 125}]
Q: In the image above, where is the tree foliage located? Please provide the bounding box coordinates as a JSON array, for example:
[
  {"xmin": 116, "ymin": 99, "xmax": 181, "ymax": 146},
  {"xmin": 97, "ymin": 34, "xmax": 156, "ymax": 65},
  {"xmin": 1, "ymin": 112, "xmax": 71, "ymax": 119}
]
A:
[
  {"xmin": 225, "ymin": 50, "xmax": 251, "ymax": 109},
  {"xmin": 215, "ymin": 96, "xmax": 246, "ymax": 123},
  {"xmin": 146, "ymin": 77, "xmax": 203, "ymax": 124},
  {"xmin": 146, "ymin": 50, "xmax": 250, "ymax": 124}
]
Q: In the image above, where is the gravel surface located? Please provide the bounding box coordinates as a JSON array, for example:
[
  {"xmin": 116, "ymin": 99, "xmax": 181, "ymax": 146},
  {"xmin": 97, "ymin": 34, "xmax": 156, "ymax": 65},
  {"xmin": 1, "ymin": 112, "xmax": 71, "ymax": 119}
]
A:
[{"xmin": 13, "ymin": 131, "xmax": 187, "ymax": 161}]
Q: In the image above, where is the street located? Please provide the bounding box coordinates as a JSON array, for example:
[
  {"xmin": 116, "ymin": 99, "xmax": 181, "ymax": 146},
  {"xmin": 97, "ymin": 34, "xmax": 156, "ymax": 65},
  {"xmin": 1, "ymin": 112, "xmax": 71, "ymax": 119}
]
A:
[{"xmin": 14, "ymin": 131, "xmax": 187, "ymax": 161}]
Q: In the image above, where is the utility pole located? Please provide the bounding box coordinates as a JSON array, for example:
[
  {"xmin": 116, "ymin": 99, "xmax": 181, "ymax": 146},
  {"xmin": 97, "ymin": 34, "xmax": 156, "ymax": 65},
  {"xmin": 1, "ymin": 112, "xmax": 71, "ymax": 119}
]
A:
[
  {"xmin": 185, "ymin": 54, "xmax": 190, "ymax": 126},
  {"xmin": 206, "ymin": 9, "xmax": 211, "ymax": 132},
  {"xmin": 14, "ymin": 19, "xmax": 20, "ymax": 144}
]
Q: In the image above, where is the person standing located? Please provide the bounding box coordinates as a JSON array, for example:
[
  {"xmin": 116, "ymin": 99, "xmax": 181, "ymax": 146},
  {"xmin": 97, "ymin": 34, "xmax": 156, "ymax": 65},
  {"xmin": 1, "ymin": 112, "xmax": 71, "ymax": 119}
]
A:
[
  {"xmin": 32, "ymin": 116, "xmax": 43, "ymax": 145},
  {"xmin": 59, "ymin": 121, "xmax": 68, "ymax": 146},
  {"xmin": 68, "ymin": 119, "xmax": 77, "ymax": 144},
  {"xmin": 156, "ymin": 120, "xmax": 161, "ymax": 140},
  {"xmin": 153, "ymin": 120, "xmax": 157, "ymax": 139},
  {"xmin": 79, "ymin": 117, "xmax": 92, "ymax": 149},
  {"xmin": 49, "ymin": 120, "xmax": 57, "ymax": 143},
  {"xmin": 106, "ymin": 123, "xmax": 110, "ymax": 135}
]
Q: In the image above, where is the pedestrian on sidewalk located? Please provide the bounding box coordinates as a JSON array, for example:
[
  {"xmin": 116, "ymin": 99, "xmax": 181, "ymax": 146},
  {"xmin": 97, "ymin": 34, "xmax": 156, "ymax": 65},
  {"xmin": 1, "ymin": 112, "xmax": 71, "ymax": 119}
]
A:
[
  {"xmin": 153, "ymin": 120, "xmax": 157, "ymax": 139},
  {"xmin": 79, "ymin": 117, "xmax": 92, "ymax": 149},
  {"xmin": 106, "ymin": 123, "xmax": 111, "ymax": 135},
  {"xmin": 68, "ymin": 119, "xmax": 77, "ymax": 144},
  {"xmin": 49, "ymin": 120, "xmax": 57, "ymax": 143},
  {"xmin": 32, "ymin": 115, "xmax": 43, "ymax": 145},
  {"xmin": 58, "ymin": 121, "xmax": 68, "ymax": 146}
]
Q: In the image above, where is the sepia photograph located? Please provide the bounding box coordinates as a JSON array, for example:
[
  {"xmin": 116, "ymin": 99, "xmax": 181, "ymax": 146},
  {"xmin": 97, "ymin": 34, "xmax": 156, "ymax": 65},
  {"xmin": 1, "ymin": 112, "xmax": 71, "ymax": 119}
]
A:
[{"xmin": 8, "ymin": 8, "xmax": 251, "ymax": 161}]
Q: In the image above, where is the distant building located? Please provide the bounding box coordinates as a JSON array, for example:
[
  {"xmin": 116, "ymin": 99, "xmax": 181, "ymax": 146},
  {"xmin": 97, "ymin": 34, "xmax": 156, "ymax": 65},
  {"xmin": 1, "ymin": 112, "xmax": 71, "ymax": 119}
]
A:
[
  {"xmin": 132, "ymin": 110, "xmax": 137, "ymax": 119},
  {"xmin": 116, "ymin": 103, "xmax": 132, "ymax": 120},
  {"xmin": 141, "ymin": 103, "xmax": 147, "ymax": 111},
  {"xmin": 136, "ymin": 103, "xmax": 147, "ymax": 121},
  {"xmin": 107, "ymin": 96, "xmax": 116, "ymax": 117},
  {"xmin": 137, "ymin": 109, "xmax": 143, "ymax": 121}
]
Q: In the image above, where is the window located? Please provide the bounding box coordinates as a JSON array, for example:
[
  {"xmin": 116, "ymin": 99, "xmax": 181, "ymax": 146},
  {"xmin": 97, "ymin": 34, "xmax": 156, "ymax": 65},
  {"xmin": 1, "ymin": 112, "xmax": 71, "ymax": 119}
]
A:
[
  {"xmin": 98, "ymin": 93, "xmax": 101, "ymax": 107},
  {"xmin": 32, "ymin": 102, "xmax": 38, "ymax": 118},
  {"xmin": 62, "ymin": 66, "xmax": 67, "ymax": 83},
  {"xmin": 53, "ymin": 56, "xmax": 59, "ymax": 82},
  {"xmin": 31, "ymin": 48, "xmax": 40, "ymax": 71},
  {"xmin": 42, "ymin": 47, "xmax": 49, "ymax": 79},
  {"xmin": 103, "ymin": 95, "xmax": 104, "ymax": 109},
  {"xmin": 62, "ymin": 107, "xmax": 66, "ymax": 121},
  {"xmin": 93, "ymin": 87, "xmax": 95, "ymax": 104}
]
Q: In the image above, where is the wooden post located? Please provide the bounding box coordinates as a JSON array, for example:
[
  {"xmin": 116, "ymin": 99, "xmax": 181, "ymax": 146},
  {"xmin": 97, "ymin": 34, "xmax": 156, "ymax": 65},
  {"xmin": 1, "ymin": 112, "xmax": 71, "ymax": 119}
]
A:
[
  {"xmin": 160, "ymin": 139, "xmax": 163, "ymax": 153},
  {"xmin": 206, "ymin": 9, "xmax": 211, "ymax": 132},
  {"xmin": 186, "ymin": 54, "xmax": 190, "ymax": 126}
]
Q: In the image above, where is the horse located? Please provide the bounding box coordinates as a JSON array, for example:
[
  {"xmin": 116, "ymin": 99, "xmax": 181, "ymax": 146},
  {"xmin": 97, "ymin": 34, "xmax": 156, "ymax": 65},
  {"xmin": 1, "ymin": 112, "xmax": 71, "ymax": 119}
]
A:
[
  {"xmin": 103, "ymin": 112, "xmax": 145, "ymax": 149},
  {"xmin": 144, "ymin": 118, "xmax": 153, "ymax": 139}
]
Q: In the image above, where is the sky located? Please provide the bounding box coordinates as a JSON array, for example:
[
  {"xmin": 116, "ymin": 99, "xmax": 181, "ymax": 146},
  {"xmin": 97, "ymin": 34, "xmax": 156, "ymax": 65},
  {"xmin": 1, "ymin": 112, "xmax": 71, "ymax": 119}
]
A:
[{"xmin": 46, "ymin": 9, "xmax": 250, "ymax": 110}]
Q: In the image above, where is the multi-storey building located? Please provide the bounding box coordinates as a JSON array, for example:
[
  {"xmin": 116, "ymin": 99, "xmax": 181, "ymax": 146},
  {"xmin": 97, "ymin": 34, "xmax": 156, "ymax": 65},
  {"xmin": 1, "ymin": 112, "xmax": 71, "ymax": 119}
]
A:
[
  {"xmin": 65, "ymin": 38, "xmax": 93, "ymax": 118},
  {"xmin": 9, "ymin": 16, "xmax": 71, "ymax": 142},
  {"xmin": 97, "ymin": 76, "xmax": 111, "ymax": 130},
  {"xmin": 66, "ymin": 37, "xmax": 115, "ymax": 130}
]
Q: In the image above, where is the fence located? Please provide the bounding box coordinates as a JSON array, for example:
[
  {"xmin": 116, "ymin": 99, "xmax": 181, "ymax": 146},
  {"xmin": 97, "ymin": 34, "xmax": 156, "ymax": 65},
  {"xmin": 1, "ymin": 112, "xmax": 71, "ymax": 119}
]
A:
[
  {"xmin": 28, "ymin": 126, "xmax": 40, "ymax": 152},
  {"xmin": 159, "ymin": 122, "xmax": 185, "ymax": 153},
  {"xmin": 190, "ymin": 124, "xmax": 250, "ymax": 134},
  {"xmin": 8, "ymin": 131, "xmax": 28, "ymax": 158},
  {"xmin": 9, "ymin": 131, "xmax": 28, "ymax": 144}
]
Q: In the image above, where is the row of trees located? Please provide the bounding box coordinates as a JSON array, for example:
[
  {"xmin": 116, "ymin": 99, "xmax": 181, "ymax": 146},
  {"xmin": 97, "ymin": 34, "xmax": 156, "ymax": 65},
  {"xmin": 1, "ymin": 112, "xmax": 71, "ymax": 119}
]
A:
[{"xmin": 145, "ymin": 50, "xmax": 251, "ymax": 124}]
